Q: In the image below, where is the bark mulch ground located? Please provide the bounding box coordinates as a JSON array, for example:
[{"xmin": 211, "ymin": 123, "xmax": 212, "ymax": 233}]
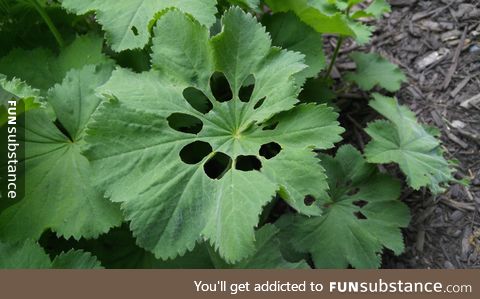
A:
[{"xmin": 328, "ymin": 0, "xmax": 480, "ymax": 269}]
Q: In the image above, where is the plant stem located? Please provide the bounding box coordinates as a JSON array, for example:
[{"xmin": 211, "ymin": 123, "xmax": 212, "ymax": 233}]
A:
[
  {"xmin": 30, "ymin": 0, "xmax": 65, "ymax": 49},
  {"xmin": 324, "ymin": 35, "xmax": 344, "ymax": 80}
]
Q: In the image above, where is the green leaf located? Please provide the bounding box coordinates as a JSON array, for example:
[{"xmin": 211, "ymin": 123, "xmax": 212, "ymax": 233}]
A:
[
  {"xmin": 263, "ymin": 12, "xmax": 326, "ymax": 84},
  {"xmin": 364, "ymin": 94, "xmax": 454, "ymax": 193},
  {"xmin": 364, "ymin": 0, "xmax": 391, "ymax": 18},
  {"xmin": 0, "ymin": 34, "xmax": 110, "ymax": 91},
  {"xmin": 0, "ymin": 75, "xmax": 42, "ymax": 125},
  {"xmin": 265, "ymin": 0, "xmax": 355, "ymax": 36},
  {"xmin": 0, "ymin": 239, "xmax": 102, "ymax": 269},
  {"xmin": 227, "ymin": 0, "xmax": 260, "ymax": 9},
  {"xmin": 85, "ymin": 8, "xmax": 343, "ymax": 263},
  {"xmin": 284, "ymin": 145, "xmax": 410, "ymax": 269},
  {"xmin": 0, "ymin": 64, "xmax": 123, "ymax": 242},
  {"xmin": 345, "ymin": 52, "xmax": 406, "ymax": 92},
  {"xmin": 212, "ymin": 224, "xmax": 310, "ymax": 269},
  {"xmin": 60, "ymin": 0, "xmax": 217, "ymax": 52}
]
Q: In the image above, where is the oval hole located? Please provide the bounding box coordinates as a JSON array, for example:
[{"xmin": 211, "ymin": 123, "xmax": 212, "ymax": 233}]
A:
[
  {"xmin": 304, "ymin": 195, "xmax": 316, "ymax": 206},
  {"xmin": 235, "ymin": 155, "xmax": 262, "ymax": 171},
  {"xmin": 210, "ymin": 72, "xmax": 233, "ymax": 102},
  {"xmin": 352, "ymin": 200, "xmax": 368, "ymax": 208},
  {"xmin": 353, "ymin": 211, "xmax": 367, "ymax": 220},
  {"xmin": 254, "ymin": 97, "xmax": 266, "ymax": 109},
  {"xmin": 131, "ymin": 26, "xmax": 139, "ymax": 36},
  {"xmin": 239, "ymin": 75, "xmax": 255, "ymax": 102},
  {"xmin": 183, "ymin": 87, "xmax": 212, "ymax": 114},
  {"xmin": 204, "ymin": 152, "xmax": 232, "ymax": 179},
  {"xmin": 259, "ymin": 142, "xmax": 282, "ymax": 160},
  {"xmin": 180, "ymin": 141, "xmax": 212, "ymax": 165},
  {"xmin": 167, "ymin": 113, "xmax": 203, "ymax": 134}
]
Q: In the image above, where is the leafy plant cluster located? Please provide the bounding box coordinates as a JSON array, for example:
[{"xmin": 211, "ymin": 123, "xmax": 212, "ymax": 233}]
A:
[{"xmin": 0, "ymin": 0, "xmax": 455, "ymax": 269}]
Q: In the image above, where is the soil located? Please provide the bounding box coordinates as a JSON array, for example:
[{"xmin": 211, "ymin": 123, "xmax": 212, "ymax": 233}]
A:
[{"xmin": 329, "ymin": 0, "xmax": 480, "ymax": 269}]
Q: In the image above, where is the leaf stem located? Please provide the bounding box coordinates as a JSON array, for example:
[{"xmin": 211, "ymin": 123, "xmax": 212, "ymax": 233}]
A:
[
  {"xmin": 30, "ymin": 0, "xmax": 65, "ymax": 49},
  {"xmin": 324, "ymin": 36, "xmax": 344, "ymax": 80}
]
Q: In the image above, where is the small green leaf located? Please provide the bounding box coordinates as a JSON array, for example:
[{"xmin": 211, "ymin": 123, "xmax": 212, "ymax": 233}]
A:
[
  {"xmin": 345, "ymin": 52, "xmax": 406, "ymax": 92},
  {"xmin": 60, "ymin": 0, "xmax": 217, "ymax": 52},
  {"xmin": 364, "ymin": 94, "xmax": 454, "ymax": 193},
  {"xmin": 0, "ymin": 239, "xmax": 102, "ymax": 269},
  {"xmin": 283, "ymin": 145, "xmax": 410, "ymax": 269},
  {"xmin": 364, "ymin": 0, "xmax": 391, "ymax": 18}
]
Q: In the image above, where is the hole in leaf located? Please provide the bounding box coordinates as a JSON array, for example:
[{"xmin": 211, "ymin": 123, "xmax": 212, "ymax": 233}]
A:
[
  {"xmin": 183, "ymin": 87, "xmax": 213, "ymax": 114},
  {"xmin": 262, "ymin": 122, "xmax": 278, "ymax": 131},
  {"xmin": 353, "ymin": 211, "xmax": 367, "ymax": 220},
  {"xmin": 259, "ymin": 142, "xmax": 282, "ymax": 160},
  {"xmin": 204, "ymin": 152, "xmax": 232, "ymax": 179},
  {"xmin": 54, "ymin": 119, "xmax": 73, "ymax": 142},
  {"xmin": 239, "ymin": 75, "xmax": 255, "ymax": 102},
  {"xmin": 304, "ymin": 195, "xmax": 316, "ymax": 206},
  {"xmin": 210, "ymin": 72, "xmax": 232, "ymax": 102},
  {"xmin": 235, "ymin": 155, "xmax": 262, "ymax": 171},
  {"xmin": 180, "ymin": 141, "xmax": 212, "ymax": 165},
  {"xmin": 352, "ymin": 200, "xmax": 368, "ymax": 208},
  {"xmin": 131, "ymin": 26, "xmax": 139, "ymax": 36},
  {"xmin": 347, "ymin": 187, "xmax": 360, "ymax": 196},
  {"xmin": 254, "ymin": 97, "xmax": 266, "ymax": 109},
  {"xmin": 167, "ymin": 113, "xmax": 203, "ymax": 134}
]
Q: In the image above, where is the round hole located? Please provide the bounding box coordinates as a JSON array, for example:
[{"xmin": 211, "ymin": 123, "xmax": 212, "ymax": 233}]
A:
[
  {"xmin": 180, "ymin": 141, "xmax": 212, "ymax": 165},
  {"xmin": 259, "ymin": 142, "xmax": 282, "ymax": 160},
  {"xmin": 304, "ymin": 195, "xmax": 316, "ymax": 206},
  {"xmin": 204, "ymin": 152, "xmax": 232, "ymax": 179},
  {"xmin": 210, "ymin": 72, "xmax": 233, "ymax": 102},
  {"xmin": 183, "ymin": 87, "xmax": 212, "ymax": 114}
]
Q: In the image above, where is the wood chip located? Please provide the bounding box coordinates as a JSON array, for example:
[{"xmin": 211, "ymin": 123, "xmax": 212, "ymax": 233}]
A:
[{"xmin": 460, "ymin": 93, "xmax": 480, "ymax": 108}]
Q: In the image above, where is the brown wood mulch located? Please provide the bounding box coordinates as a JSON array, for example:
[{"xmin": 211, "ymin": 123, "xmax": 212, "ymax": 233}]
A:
[{"xmin": 328, "ymin": 0, "xmax": 480, "ymax": 269}]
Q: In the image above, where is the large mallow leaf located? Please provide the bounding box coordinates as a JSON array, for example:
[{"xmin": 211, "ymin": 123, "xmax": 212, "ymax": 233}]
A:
[
  {"xmin": 85, "ymin": 8, "xmax": 344, "ymax": 263},
  {"xmin": 0, "ymin": 239, "xmax": 102, "ymax": 269},
  {"xmin": 282, "ymin": 145, "xmax": 410, "ymax": 269},
  {"xmin": 0, "ymin": 64, "xmax": 123, "ymax": 242},
  {"xmin": 60, "ymin": 0, "xmax": 217, "ymax": 52},
  {"xmin": 364, "ymin": 94, "xmax": 454, "ymax": 193}
]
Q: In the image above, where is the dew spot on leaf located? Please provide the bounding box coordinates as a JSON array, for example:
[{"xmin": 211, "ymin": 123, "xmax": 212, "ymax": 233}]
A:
[
  {"xmin": 210, "ymin": 72, "xmax": 233, "ymax": 102},
  {"xmin": 259, "ymin": 142, "xmax": 282, "ymax": 160},
  {"xmin": 204, "ymin": 152, "xmax": 232, "ymax": 179},
  {"xmin": 167, "ymin": 113, "xmax": 203, "ymax": 134},
  {"xmin": 183, "ymin": 87, "xmax": 212, "ymax": 114},
  {"xmin": 303, "ymin": 195, "xmax": 316, "ymax": 206},
  {"xmin": 180, "ymin": 141, "xmax": 212, "ymax": 165},
  {"xmin": 235, "ymin": 155, "xmax": 262, "ymax": 171}
]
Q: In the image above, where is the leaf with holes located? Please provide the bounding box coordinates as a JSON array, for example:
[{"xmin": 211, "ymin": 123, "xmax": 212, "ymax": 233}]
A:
[
  {"xmin": 345, "ymin": 52, "xmax": 407, "ymax": 92},
  {"xmin": 60, "ymin": 0, "xmax": 217, "ymax": 52},
  {"xmin": 282, "ymin": 145, "xmax": 410, "ymax": 269},
  {"xmin": 0, "ymin": 64, "xmax": 123, "ymax": 242},
  {"xmin": 364, "ymin": 94, "xmax": 454, "ymax": 193},
  {"xmin": 0, "ymin": 239, "xmax": 102, "ymax": 269},
  {"xmin": 0, "ymin": 34, "xmax": 110, "ymax": 91},
  {"xmin": 85, "ymin": 8, "xmax": 344, "ymax": 263}
]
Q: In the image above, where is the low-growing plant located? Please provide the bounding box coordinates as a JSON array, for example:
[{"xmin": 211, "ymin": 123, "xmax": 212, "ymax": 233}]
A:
[{"xmin": 0, "ymin": 0, "xmax": 455, "ymax": 269}]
